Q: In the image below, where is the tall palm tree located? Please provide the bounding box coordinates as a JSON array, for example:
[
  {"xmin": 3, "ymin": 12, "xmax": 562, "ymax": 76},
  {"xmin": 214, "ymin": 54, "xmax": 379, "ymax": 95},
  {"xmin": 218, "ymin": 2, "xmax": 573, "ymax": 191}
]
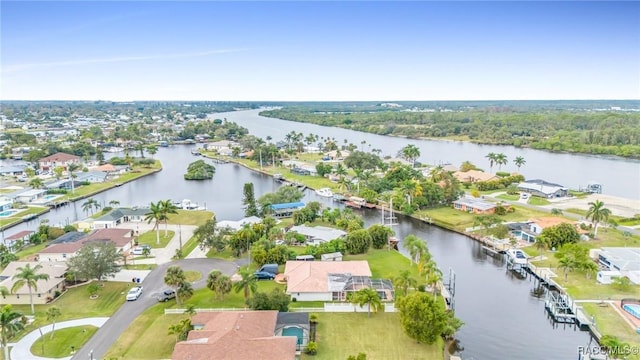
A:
[
  {"xmin": 109, "ymin": 200, "xmax": 120, "ymax": 208},
  {"xmin": 494, "ymin": 153, "xmax": 508, "ymax": 171},
  {"xmin": 419, "ymin": 258, "xmax": 442, "ymax": 297},
  {"xmin": 586, "ymin": 200, "xmax": 611, "ymax": 237},
  {"xmin": 29, "ymin": 177, "xmax": 44, "ymax": 189},
  {"xmin": 401, "ymin": 144, "xmax": 420, "ymax": 168},
  {"xmin": 393, "ymin": 270, "xmax": 417, "ymax": 296},
  {"xmin": 67, "ymin": 163, "xmax": 81, "ymax": 194},
  {"xmin": 11, "ymin": 263, "xmax": 50, "ymax": 314},
  {"xmin": 46, "ymin": 306, "xmax": 61, "ymax": 339},
  {"xmin": 145, "ymin": 201, "xmax": 163, "ymax": 245},
  {"xmin": 355, "ymin": 288, "xmax": 382, "ymax": 317},
  {"xmin": 403, "ymin": 235, "xmax": 427, "ymax": 266},
  {"xmin": 233, "ymin": 270, "xmax": 258, "ymax": 303},
  {"xmin": 0, "ymin": 305, "xmax": 24, "ymax": 360},
  {"xmin": 164, "ymin": 266, "xmax": 186, "ymax": 304},
  {"xmin": 159, "ymin": 199, "xmax": 179, "ymax": 236},
  {"xmin": 485, "ymin": 153, "xmax": 496, "ymax": 173},
  {"xmin": 177, "ymin": 281, "xmax": 194, "ymax": 303},
  {"xmin": 513, "ymin": 156, "xmax": 526, "ymax": 172}
]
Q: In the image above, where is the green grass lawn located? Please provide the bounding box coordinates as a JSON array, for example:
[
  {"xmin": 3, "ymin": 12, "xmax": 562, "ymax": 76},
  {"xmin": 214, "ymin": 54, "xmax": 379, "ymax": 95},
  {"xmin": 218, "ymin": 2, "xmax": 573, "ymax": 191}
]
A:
[
  {"xmin": 581, "ymin": 303, "xmax": 640, "ymax": 360},
  {"xmin": 64, "ymin": 163, "xmax": 161, "ymax": 201},
  {"xmin": 31, "ymin": 326, "xmax": 98, "ymax": 358},
  {"xmin": 305, "ymin": 313, "xmax": 443, "ymax": 360},
  {"xmin": 347, "ymin": 249, "xmax": 419, "ymax": 280},
  {"xmin": 104, "ymin": 302, "xmax": 180, "ymax": 360},
  {"xmin": 231, "ymin": 157, "xmax": 340, "ymax": 191},
  {"xmin": 496, "ymin": 194, "xmax": 519, "ymax": 201},
  {"xmin": 175, "ymin": 280, "xmax": 284, "ymax": 309},
  {"xmin": 415, "ymin": 205, "xmax": 554, "ymax": 232},
  {"xmin": 15, "ymin": 243, "xmax": 47, "ymax": 260},
  {"xmin": 184, "ymin": 270, "xmax": 201, "ymax": 282},
  {"xmin": 181, "ymin": 236, "xmax": 200, "ymax": 258},
  {"xmin": 123, "ymin": 264, "xmax": 157, "ymax": 270},
  {"xmin": 206, "ymin": 248, "xmax": 237, "ymax": 260},
  {"xmin": 528, "ymin": 197, "xmax": 551, "ymax": 206},
  {"xmin": 0, "ymin": 206, "xmax": 48, "ymax": 228},
  {"xmin": 11, "ymin": 282, "xmax": 129, "ymax": 341},
  {"xmin": 136, "ymin": 230, "xmax": 174, "ymax": 248},
  {"xmin": 166, "ymin": 210, "xmax": 214, "ymax": 226}
]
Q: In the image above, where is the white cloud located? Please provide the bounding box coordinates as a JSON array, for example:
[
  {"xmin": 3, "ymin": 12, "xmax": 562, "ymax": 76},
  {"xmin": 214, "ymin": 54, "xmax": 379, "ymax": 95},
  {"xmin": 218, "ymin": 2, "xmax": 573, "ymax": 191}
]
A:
[{"xmin": 1, "ymin": 48, "xmax": 247, "ymax": 73}]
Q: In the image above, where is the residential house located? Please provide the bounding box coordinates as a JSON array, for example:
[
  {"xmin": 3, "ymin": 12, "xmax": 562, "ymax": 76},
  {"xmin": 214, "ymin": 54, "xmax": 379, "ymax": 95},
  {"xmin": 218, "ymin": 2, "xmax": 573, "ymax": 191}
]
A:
[
  {"xmin": 38, "ymin": 228, "xmax": 134, "ymax": 261},
  {"xmin": 288, "ymin": 225, "xmax": 346, "ymax": 246},
  {"xmin": 3, "ymin": 230, "xmax": 33, "ymax": 251},
  {"xmin": 517, "ymin": 179, "xmax": 568, "ymax": 198},
  {"xmin": 284, "ymin": 260, "xmax": 394, "ymax": 302},
  {"xmin": 0, "ymin": 165, "xmax": 27, "ymax": 176},
  {"xmin": 508, "ymin": 217, "xmax": 576, "ymax": 243},
  {"xmin": 0, "ymin": 200, "xmax": 13, "ymax": 212},
  {"xmin": 76, "ymin": 171, "xmax": 108, "ymax": 183},
  {"xmin": 207, "ymin": 140, "xmax": 239, "ymax": 151},
  {"xmin": 593, "ymin": 247, "xmax": 640, "ymax": 284},
  {"xmin": 92, "ymin": 207, "xmax": 149, "ymax": 229},
  {"xmin": 325, "ymin": 150, "xmax": 350, "ymax": 160},
  {"xmin": 270, "ymin": 202, "xmax": 305, "ymax": 218},
  {"xmin": 38, "ymin": 152, "xmax": 81, "ymax": 171},
  {"xmin": 452, "ymin": 170, "xmax": 498, "ymax": 183},
  {"xmin": 172, "ymin": 311, "xmax": 298, "ymax": 360},
  {"xmin": 10, "ymin": 189, "xmax": 46, "ymax": 203},
  {"xmin": 453, "ymin": 196, "xmax": 501, "ymax": 214},
  {"xmin": 0, "ymin": 261, "xmax": 67, "ymax": 305},
  {"xmin": 216, "ymin": 216, "xmax": 263, "ymax": 232}
]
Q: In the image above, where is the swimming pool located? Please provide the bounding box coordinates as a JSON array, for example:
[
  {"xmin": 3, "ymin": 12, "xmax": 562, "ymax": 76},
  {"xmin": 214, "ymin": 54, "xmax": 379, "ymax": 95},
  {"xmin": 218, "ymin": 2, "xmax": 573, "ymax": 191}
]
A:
[
  {"xmin": 281, "ymin": 326, "xmax": 304, "ymax": 346},
  {"xmin": 623, "ymin": 303, "xmax": 640, "ymax": 320},
  {"xmin": 43, "ymin": 194, "xmax": 61, "ymax": 201},
  {"xmin": 0, "ymin": 209, "xmax": 19, "ymax": 218}
]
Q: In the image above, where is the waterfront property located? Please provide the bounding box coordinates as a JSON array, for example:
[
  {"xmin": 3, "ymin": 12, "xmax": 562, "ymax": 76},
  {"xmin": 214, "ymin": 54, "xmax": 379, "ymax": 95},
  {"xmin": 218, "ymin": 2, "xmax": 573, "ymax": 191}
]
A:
[
  {"xmin": 517, "ymin": 179, "xmax": 569, "ymax": 198},
  {"xmin": 452, "ymin": 170, "xmax": 499, "ymax": 183},
  {"xmin": 452, "ymin": 196, "xmax": 500, "ymax": 214},
  {"xmin": 38, "ymin": 152, "xmax": 81, "ymax": 171},
  {"xmin": 6, "ymin": 188, "xmax": 47, "ymax": 204},
  {"xmin": 594, "ymin": 247, "xmax": 640, "ymax": 284},
  {"xmin": 269, "ymin": 202, "xmax": 305, "ymax": 218},
  {"xmin": 288, "ymin": 225, "xmax": 346, "ymax": 246},
  {"xmin": 284, "ymin": 260, "xmax": 394, "ymax": 302},
  {"xmin": 321, "ymin": 252, "xmax": 343, "ymax": 261},
  {"xmin": 0, "ymin": 200, "xmax": 13, "ymax": 212},
  {"xmin": 0, "ymin": 164, "xmax": 27, "ymax": 176},
  {"xmin": 90, "ymin": 207, "xmax": 150, "ymax": 229},
  {"xmin": 3, "ymin": 230, "xmax": 33, "ymax": 251},
  {"xmin": 0, "ymin": 261, "xmax": 67, "ymax": 304},
  {"xmin": 216, "ymin": 216, "xmax": 263, "ymax": 232},
  {"xmin": 509, "ymin": 217, "xmax": 576, "ymax": 243},
  {"xmin": 172, "ymin": 311, "xmax": 298, "ymax": 360}
]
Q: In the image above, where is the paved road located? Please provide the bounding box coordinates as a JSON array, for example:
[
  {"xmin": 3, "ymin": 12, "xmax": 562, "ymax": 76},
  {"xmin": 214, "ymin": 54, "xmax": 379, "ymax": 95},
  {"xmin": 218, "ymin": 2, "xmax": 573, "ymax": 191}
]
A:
[{"xmin": 72, "ymin": 258, "xmax": 239, "ymax": 360}]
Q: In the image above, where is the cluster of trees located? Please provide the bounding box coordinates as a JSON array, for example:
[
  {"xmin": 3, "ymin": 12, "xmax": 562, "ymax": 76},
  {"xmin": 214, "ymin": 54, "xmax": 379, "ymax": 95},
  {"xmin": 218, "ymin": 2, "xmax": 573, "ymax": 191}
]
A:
[
  {"xmin": 553, "ymin": 243, "xmax": 598, "ymax": 281},
  {"xmin": 184, "ymin": 160, "xmax": 216, "ymax": 180},
  {"xmin": 471, "ymin": 174, "xmax": 525, "ymax": 191},
  {"xmin": 261, "ymin": 107, "xmax": 640, "ymax": 158},
  {"xmin": 178, "ymin": 119, "xmax": 248, "ymax": 141},
  {"xmin": 246, "ymin": 288, "xmax": 290, "ymax": 312},
  {"xmin": 144, "ymin": 199, "xmax": 179, "ymax": 244}
]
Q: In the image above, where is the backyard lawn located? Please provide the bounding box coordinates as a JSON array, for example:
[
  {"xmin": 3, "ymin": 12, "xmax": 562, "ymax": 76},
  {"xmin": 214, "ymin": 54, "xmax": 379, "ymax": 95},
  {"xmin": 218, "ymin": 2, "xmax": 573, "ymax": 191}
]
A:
[
  {"xmin": 136, "ymin": 230, "xmax": 174, "ymax": 248},
  {"xmin": 581, "ymin": 303, "xmax": 640, "ymax": 360},
  {"xmin": 305, "ymin": 313, "xmax": 443, "ymax": 360},
  {"xmin": 31, "ymin": 326, "xmax": 98, "ymax": 358},
  {"xmin": 166, "ymin": 210, "xmax": 214, "ymax": 226},
  {"xmin": 64, "ymin": 163, "xmax": 162, "ymax": 201},
  {"xmin": 0, "ymin": 206, "xmax": 48, "ymax": 228}
]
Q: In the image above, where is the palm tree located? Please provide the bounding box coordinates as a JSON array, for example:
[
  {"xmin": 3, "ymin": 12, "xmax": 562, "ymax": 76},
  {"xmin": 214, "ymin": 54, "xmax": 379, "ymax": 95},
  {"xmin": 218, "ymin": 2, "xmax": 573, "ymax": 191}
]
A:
[
  {"xmin": 558, "ymin": 257, "xmax": 575, "ymax": 281},
  {"xmin": 67, "ymin": 163, "xmax": 81, "ymax": 194},
  {"xmin": 403, "ymin": 235, "xmax": 427, "ymax": 266},
  {"xmin": 485, "ymin": 153, "xmax": 496, "ymax": 173},
  {"xmin": 145, "ymin": 201, "xmax": 163, "ymax": 245},
  {"xmin": 11, "ymin": 263, "xmax": 50, "ymax": 314},
  {"xmin": 0, "ymin": 287, "xmax": 7, "ymax": 305},
  {"xmin": 401, "ymin": 144, "xmax": 420, "ymax": 168},
  {"xmin": 29, "ymin": 177, "xmax": 44, "ymax": 189},
  {"xmin": 419, "ymin": 259, "xmax": 442, "ymax": 297},
  {"xmin": 159, "ymin": 199, "xmax": 179, "ymax": 236},
  {"xmin": 233, "ymin": 270, "xmax": 258, "ymax": 303},
  {"xmin": 109, "ymin": 200, "xmax": 120, "ymax": 208},
  {"xmin": 215, "ymin": 276, "xmax": 232, "ymax": 301},
  {"xmin": 494, "ymin": 153, "xmax": 508, "ymax": 171},
  {"xmin": 586, "ymin": 200, "xmax": 611, "ymax": 237},
  {"xmin": 0, "ymin": 305, "xmax": 24, "ymax": 360},
  {"xmin": 46, "ymin": 306, "xmax": 61, "ymax": 339},
  {"xmin": 164, "ymin": 266, "xmax": 186, "ymax": 304},
  {"xmin": 177, "ymin": 281, "xmax": 194, "ymax": 303},
  {"xmin": 355, "ymin": 288, "xmax": 382, "ymax": 317},
  {"xmin": 513, "ymin": 156, "xmax": 526, "ymax": 172},
  {"xmin": 393, "ymin": 270, "xmax": 417, "ymax": 296}
]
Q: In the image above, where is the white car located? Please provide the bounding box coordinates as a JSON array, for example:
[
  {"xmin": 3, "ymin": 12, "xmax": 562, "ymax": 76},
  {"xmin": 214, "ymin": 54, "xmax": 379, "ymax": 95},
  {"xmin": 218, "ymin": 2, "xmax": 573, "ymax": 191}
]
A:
[{"xmin": 126, "ymin": 286, "xmax": 144, "ymax": 301}]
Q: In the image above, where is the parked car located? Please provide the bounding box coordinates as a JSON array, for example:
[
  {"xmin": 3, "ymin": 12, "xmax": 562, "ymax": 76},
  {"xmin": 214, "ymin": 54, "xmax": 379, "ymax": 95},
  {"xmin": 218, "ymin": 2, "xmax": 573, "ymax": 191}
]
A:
[
  {"xmin": 131, "ymin": 247, "xmax": 144, "ymax": 255},
  {"xmin": 257, "ymin": 264, "xmax": 279, "ymax": 275},
  {"xmin": 126, "ymin": 286, "xmax": 144, "ymax": 301},
  {"xmin": 156, "ymin": 289, "xmax": 176, "ymax": 302},
  {"xmin": 254, "ymin": 271, "xmax": 275, "ymax": 280}
]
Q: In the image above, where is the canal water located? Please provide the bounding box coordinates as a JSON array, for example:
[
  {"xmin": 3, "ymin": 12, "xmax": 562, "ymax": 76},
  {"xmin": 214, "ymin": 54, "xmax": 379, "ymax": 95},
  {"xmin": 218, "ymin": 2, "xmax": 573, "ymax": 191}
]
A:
[
  {"xmin": 219, "ymin": 109, "xmax": 640, "ymax": 200},
  {"xmin": 3, "ymin": 144, "xmax": 593, "ymax": 359}
]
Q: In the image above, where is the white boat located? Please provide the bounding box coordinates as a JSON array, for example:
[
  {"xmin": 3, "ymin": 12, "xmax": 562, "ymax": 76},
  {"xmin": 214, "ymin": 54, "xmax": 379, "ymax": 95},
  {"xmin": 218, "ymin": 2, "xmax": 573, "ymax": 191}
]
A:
[
  {"xmin": 315, "ymin": 188, "xmax": 334, "ymax": 197},
  {"xmin": 505, "ymin": 248, "xmax": 528, "ymax": 265},
  {"xmin": 180, "ymin": 199, "xmax": 200, "ymax": 210}
]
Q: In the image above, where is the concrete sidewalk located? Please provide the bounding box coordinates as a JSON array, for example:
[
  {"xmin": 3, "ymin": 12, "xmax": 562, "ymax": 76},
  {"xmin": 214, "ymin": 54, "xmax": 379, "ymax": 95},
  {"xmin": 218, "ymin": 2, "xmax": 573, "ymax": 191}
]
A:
[{"xmin": 10, "ymin": 317, "xmax": 109, "ymax": 360}]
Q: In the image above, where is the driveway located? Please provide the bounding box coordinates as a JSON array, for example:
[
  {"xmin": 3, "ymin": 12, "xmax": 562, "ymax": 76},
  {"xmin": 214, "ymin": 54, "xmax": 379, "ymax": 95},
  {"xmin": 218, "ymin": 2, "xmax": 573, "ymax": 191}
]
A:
[{"xmin": 72, "ymin": 258, "xmax": 239, "ymax": 360}]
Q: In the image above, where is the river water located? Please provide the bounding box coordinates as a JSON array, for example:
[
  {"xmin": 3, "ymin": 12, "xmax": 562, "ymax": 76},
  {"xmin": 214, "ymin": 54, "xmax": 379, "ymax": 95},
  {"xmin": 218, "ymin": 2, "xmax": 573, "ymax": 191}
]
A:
[
  {"xmin": 218, "ymin": 109, "xmax": 640, "ymax": 200},
  {"xmin": 3, "ymin": 142, "xmax": 594, "ymax": 359}
]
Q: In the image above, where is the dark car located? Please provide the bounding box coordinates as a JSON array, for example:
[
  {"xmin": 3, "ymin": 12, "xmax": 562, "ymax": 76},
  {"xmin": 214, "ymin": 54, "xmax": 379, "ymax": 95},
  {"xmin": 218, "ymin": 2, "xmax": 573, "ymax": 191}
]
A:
[
  {"xmin": 254, "ymin": 271, "xmax": 275, "ymax": 280},
  {"xmin": 156, "ymin": 289, "xmax": 176, "ymax": 302}
]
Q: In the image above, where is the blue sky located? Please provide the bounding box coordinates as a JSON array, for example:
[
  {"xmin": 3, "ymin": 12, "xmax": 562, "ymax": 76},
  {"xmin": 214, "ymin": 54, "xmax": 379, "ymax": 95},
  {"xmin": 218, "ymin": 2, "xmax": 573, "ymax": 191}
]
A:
[{"xmin": 1, "ymin": 1, "xmax": 638, "ymax": 101}]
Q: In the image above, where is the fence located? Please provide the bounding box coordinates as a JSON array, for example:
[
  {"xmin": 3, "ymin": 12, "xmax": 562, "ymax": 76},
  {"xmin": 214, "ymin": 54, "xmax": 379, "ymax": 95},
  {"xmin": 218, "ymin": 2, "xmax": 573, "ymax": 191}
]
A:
[{"xmin": 165, "ymin": 303, "xmax": 396, "ymax": 315}]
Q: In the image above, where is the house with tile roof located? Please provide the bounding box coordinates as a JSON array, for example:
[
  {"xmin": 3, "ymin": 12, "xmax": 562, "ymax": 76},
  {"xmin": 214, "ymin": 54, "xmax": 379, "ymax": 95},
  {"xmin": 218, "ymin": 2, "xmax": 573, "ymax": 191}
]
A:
[
  {"xmin": 0, "ymin": 261, "xmax": 67, "ymax": 304},
  {"xmin": 38, "ymin": 152, "xmax": 81, "ymax": 170},
  {"xmin": 38, "ymin": 228, "xmax": 133, "ymax": 261},
  {"xmin": 172, "ymin": 311, "xmax": 299, "ymax": 360}
]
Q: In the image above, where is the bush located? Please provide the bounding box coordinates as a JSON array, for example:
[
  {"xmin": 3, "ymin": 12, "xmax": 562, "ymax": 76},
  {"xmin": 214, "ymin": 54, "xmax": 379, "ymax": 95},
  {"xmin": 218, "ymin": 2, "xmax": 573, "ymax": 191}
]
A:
[
  {"xmin": 47, "ymin": 189, "xmax": 68, "ymax": 194},
  {"xmin": 417, "ymin": 284, "xmax": 426, "ymax": 292},
  {"xmin": 495, "ymin": 171, "xmax": 510, "ymax": 177},
  {"xmin": 88, "ymin": 283, "xmax": 101, "ymax": 296},
  {"xmin": 305, "ymin": 341, "xmax": 318, "ymax": 355},
  {"xmin": 63, "ymin": 224, "xmax": 77, "ymax": 233}
]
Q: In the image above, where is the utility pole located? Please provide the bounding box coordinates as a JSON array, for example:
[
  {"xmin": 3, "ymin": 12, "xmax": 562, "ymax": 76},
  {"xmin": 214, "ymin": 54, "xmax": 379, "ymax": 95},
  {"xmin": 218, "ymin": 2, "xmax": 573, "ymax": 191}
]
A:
[
  {"xmin": 259, "ymin": 150, "xmax": 263, "ymax": 170},
  {"xmin": 179, "ymin": 224, "xmax": 183, "ymax": 250}
]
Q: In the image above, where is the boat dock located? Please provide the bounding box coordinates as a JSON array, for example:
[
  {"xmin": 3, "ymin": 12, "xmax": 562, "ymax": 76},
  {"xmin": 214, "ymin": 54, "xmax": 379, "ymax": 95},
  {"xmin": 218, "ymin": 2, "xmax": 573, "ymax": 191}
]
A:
[{"xmin": 48, "ymin": 200, "xmax": 70, "ymax": 208}]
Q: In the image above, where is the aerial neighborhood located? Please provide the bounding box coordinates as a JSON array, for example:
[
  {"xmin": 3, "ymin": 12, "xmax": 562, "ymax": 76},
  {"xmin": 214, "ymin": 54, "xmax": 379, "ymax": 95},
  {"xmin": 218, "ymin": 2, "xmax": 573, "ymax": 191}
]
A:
[{"xmin": 0, "ymin": 99, "xmax": 638, "ymax": 360}]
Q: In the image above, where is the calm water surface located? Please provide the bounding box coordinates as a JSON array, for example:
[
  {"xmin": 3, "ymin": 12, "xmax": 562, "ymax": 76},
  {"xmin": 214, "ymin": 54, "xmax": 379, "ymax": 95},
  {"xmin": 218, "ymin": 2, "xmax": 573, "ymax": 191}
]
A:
[{"xmin": 2, "ymin": 145, "xmax": 593, "ymax": 359}]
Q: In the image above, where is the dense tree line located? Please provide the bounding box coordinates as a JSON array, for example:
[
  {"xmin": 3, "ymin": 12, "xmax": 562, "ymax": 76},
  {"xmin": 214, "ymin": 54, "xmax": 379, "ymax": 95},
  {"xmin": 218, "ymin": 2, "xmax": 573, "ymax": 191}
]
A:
[{"xmin": 261, "ymin": 108, "xmax": 640, "ymax": 158}]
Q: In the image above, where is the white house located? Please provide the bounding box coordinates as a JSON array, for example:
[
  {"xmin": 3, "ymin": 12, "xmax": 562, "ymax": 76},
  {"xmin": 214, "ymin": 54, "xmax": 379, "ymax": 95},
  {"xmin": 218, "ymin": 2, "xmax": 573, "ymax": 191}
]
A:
[
  {"xmin": 517, "ymin": 179, "xmax": 569, "ymax": 198},
  {"xmin": 0, "ymin": 261, "xmax": 67, "ymax": 304},
  {"xmin": 594, "ymin": 247, "xmax": 640, "ymax": 284},
  {"xmin": 216, "ymin": 216, "xmax": 263, "ymax": 232},
  {"xmin": 288, "ymin": 225, "xmax": 346, "ymax": 246},
  {"xmin": 13, "ymin": 189, "xmax": 47, "ymax": 203}
]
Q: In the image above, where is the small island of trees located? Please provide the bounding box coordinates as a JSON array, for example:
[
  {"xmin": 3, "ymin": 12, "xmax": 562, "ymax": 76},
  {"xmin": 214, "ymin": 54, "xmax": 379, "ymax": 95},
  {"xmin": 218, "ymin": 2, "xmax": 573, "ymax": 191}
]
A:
[{"xmin": 184, "ymin": 160, "xmax": 216, "ymax": 180}]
